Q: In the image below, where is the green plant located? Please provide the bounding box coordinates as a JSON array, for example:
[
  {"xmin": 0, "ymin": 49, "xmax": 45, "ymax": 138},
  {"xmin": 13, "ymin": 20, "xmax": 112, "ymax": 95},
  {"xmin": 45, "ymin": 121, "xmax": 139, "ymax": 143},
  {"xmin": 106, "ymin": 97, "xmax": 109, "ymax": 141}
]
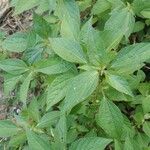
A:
[{"xmin": 0, "ymin": 0, "xmax": 150, "ymax": 149}]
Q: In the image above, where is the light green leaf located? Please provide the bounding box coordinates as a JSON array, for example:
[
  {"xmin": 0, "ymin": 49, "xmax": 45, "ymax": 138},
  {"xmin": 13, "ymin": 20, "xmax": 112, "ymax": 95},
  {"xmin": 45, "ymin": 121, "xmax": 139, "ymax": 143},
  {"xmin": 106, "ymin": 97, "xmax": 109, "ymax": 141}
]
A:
[
  {"xmin": 69, "ymin": 137, "xmax": 112, "ymax": 150},
  {"xmin": 35, "ymin": 57, "xmax": 73, "ymax": 75},
  {"xmin": 97, "ymin": 97, "xmax": 124, "ymax": 138},
  {"xmin": 46, "ymin": 73, "xmax": 74, "ymax": 110},
  {"xmin": 37, "ymin": 111, "xmax": 60, "ymax": 128},
  {"xmin": 50, "ymin": 38, "xmax": 87, "ymax": 63},
  {"xmin": 55, "ymin": 0, "xmax": 80, "ymax": 40},
  {"xmin": 105, "ymin": 7, "xmax": 135, "ymax": 38},
  {"xmin": 0, "ymin": 59, "xmax": 28, "ymax": 75},
  {"xmin": 26, "ymin": 130, "xmax": 51, "ymax": 150},
  {"xmin": 0, "ymin": 120, "xmax": 20, "ymax": 137},
  {"xmin": 2, "ymin": 32, "xmax": 27, "ymax": 52},
  {"xmin": 62, "ymin": 70, "xmax": 99, "ymax": 112},
  {"xmin": 12, "ymin": 0, "xmax": 39, "ymax": 15},
  {"xmin": 20, "ymin": 73, "xmax": 33, "ymax": 104},
  {"xmin": 106, "ymin": 73, "xmax": 133, "ymax": 96},
  {"xmin": 111, "ymin": 43, "xmax": 150, "ymax": 74}
]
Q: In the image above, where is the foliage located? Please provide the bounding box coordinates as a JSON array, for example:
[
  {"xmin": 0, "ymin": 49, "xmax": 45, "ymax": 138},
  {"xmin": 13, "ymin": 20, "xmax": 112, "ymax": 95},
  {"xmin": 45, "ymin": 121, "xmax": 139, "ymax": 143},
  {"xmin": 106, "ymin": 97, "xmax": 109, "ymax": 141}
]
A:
[{"xmin": 0, "ymin": 0, "xmax": 150, "ymax": 149}]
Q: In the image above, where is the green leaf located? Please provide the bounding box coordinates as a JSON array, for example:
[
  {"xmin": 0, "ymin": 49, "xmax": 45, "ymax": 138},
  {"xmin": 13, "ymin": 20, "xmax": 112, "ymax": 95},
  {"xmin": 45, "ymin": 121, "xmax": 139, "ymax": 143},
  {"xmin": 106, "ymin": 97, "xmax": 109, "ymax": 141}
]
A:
[
  {"xmin": 80, "ymin": 18, "xmax": 107, "ymax": 66},
  {"xmin": 37, "ymin": 111, "xmax": 60, "ymax": 128},
  {"xmin": 50, "ymin": 38, "xmax": 87, "ymax": 63},
  {"xmin": 35, "ymin": 0, "xmax": 56, "ymax": 14},
  {"xmin": 12, "ymin": 0, "xmax": 39, "ymax": 15},
  {"xmin": 34, "ymin": 57, "xmax": 73, "ymax": 75},
  {"xmin": 133, "ymin": 21, "xmax": 145, "ymax": 32},
  {"xmin": 20, "ymin": 73, "xmax": 33, "ymax": 104},
  {"xmin": 92, "ymin": 0, "xmax": 111, "ymax": 15},
  {"xmin": 54, "ymin": 115, "xmax": 67, "ymax": 144},
  {"xmin": 124, "ymin": 135, "xmax": 135, "ymax": 150},
  {"xmin": 2, "ymin": 32, "xmax": 27, "ymax": 52},
  {"xmin": 114, "ymin": 139, "xmax": 123, "ymax": 150},
  {"xmin": 111, "ymin": 43, "xmax": 150, "ymax": 74},
  {"xmin": 28, "ymin": 98, "xmax": 40, "ymax": 122},
  {"xmin": 142, "ymin": 96, "xmax": 150, "ymax": 114},
  {"xmin": 4, "ymin": 74, "xmax": 22, "ymax": 95},
  {"xmin": 105, "ymin": 7, "xmax": 135, "ymax": 38},
  {"xmin": 0, "ymin": 120, "xmax": 20, "ymax": 137},
  {"xmin": 26, "ymin": 130, "xmax": 51, "ymax": 150},
  {"xmin": 140, "ymin": 9, "xmax": 150, "ymax": 19},
  {"xmin": 143, "ymin": 121, "xmax": 150, "ymax": 137},
  {"xmin": 62, "ymin": 70, "xmax": 99, "ymax": 112},
  {"xmin": 23, "ymin": 44, "xmax": 44, "ymax": 64},
  {"xmin": 106, "ymin": 73, "xmax": 133, "ymax": 96},
  {"xmin": 56, "ymin": 0, "xmax": 80, "ymax": 40},
  {"xmin": 9, "ymin": 132, "xmax": 26, "ymax": 147},
  {"xmin": 101, "ymin": 30, "xmax": 123, "ymax": 51},
  {"xmin": 132, "ymin": 0, "xmax": 150, "ymax": 15},
  {"xmin": 107, "ymin": 0, "xmax": 125, "ymax": 8},
  {"xmin": 105, "ymin": 87, "xmax": 128, "ymax": 102},
  {"xmin": 0, "ymin": 59, "xmax": 28, "ymax": 75},
  {"xmin": 69, "ymin": 137, "xmax": 112, "ymax": 150},
  {"xmin": 111, "ymin": 43, "xmax": 150, "ymax": 73},
  {"xmin": 46, "ymin": 73, "xmax": 74, "ymax": 110},
  {"xmin": 97, "ymin": 97, "xmax": 124, "ymax": 138},
  {"xmin": 33, "ymin": 13, "xmax": 52, "ymax": 39},
  {"xmin": 135, "ymin": 133, "xmax": 150, "ymax": 149}
]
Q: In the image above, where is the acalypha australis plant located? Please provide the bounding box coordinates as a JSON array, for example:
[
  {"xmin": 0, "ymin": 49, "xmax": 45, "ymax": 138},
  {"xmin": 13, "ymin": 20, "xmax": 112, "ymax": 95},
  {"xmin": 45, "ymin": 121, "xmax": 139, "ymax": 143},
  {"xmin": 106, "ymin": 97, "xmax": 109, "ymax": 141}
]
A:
[{"xmin": 0, "ymin": 0, "xmax": 150, "ymax": 149}]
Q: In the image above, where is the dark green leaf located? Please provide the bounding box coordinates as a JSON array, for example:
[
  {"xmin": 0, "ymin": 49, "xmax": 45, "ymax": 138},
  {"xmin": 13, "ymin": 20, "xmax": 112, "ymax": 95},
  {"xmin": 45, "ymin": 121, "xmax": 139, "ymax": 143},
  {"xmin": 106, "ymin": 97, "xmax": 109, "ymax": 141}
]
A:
[
  {"xmin": 37, "ymin": 111, "xmax": 60, "ymax": 128},
  {"xmin": 26, "ymin": 130, "xmax": 51, "ymax": 150},
  {"xmin": 46, "ymin": 73, "xmax": 74, "ymax": 110},
  {"xmin": 62, "ymin": 70, "xmax": 99, "ymax": 112},
  {"xmin": 34, "ymin": 57, "xmax": 73, "ymax": 75},
  {"xmin": 97, "ymin": 97, "xmax": 124, "ymax": 138},
  {"xmin": 50, "ymin": 38, "xmax": 87, "ymax": 63},
  {"xmin": 2, "ymin": 32, "xmax": 27, "ymax": 52},
  {"xmin": 12, "ymin": 0, "xmax": 39, "ymax": 15},
  {"xmin": 20, "ymin": 73, "xmax": 33, "ymax": 104},
  {"xmin": 106, "ymin": 73, "xmax": 133, "ymax": 96},
  {"xmin": 111, "ymin": 43, "xmax": 150, "ymax": 74},
  {"xmin": 55, "ymin": 0, "xmax": 80, "ymax": 40},
  {"xmin": 0, "ymin": 59, "xmax": 28, "ymax": 75},
  {"xmin": 0, "ymin": 120, "xmax": 21, "ymax": 137},
  {"xmin": 33, "ymin": 13, "xmax": 52, "ymax": 38},
  {"xmin": 69, "ymin": 137, "xmax": 112, "ymax": 150}
]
